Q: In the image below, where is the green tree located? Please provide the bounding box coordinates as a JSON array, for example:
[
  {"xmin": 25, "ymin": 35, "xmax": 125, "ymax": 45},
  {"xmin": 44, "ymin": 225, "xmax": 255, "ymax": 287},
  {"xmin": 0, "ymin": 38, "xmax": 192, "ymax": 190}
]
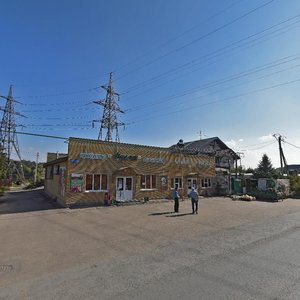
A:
[
  {"xmin": 0, "ymin": 146, "xmax": 8, "ymax": 180},
  {"xmin": 255, "ymin": 154, "xmax": 275, "ymax": 178},
  {"xmin": 289, "ymin": 175, "xmax": 300, "ymax": 194}
]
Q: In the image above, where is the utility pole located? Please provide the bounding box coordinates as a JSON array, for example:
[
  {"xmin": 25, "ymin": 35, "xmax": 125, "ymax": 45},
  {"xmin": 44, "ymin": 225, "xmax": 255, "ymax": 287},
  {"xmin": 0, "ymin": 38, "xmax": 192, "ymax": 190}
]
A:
[
  {"xmin": 0, "ymin": 86, "xmax": 25, "ymax": 182},
  {"xmin": 235, "ymin": 152, "xmax": 244, "ymax": 168},
  {"xmin": 93, "ymin": 72, "xmax": 125, "ymax": 142},
  {"xmin": 34, "ymin": 152, "xmax": 39, "ymax": 184},
  {"xmin": 273, "ymin": 134, "xmax": 289, "ymax": 175}
]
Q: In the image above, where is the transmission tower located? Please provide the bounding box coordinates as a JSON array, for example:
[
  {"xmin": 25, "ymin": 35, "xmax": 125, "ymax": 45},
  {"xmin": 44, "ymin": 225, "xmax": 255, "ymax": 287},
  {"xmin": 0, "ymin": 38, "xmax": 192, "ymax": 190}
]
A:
[
  {"xmin": 273, "ymin": 133, "xmax": 289, "ymax": 175},
  {"xmin": 93, "ymin": 72, "xmax": 125, "ymax": 142},
  {"xmin": 0, "ymin": 85, "xmax": 25, "ymax": 181}
]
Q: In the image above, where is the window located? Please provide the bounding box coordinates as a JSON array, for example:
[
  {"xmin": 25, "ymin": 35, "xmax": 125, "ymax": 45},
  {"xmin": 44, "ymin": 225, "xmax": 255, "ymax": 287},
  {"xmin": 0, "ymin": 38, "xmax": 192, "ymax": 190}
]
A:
[
  {"xmin": 86, "ymin": 174, "xmax": 108, "ymax": 191},
  {"xmin": 201, "ymin": 178, "xmax": 211, "ymax": 188},
  {"xmin": 46, "ymin": 166, "xmax": 53, "ymax": 179},
  {"xmin": 53, "ymin": 165, "xmax": 60, "ymax": 175},
  {"xmin": 140, "ymin": 175, "xmax": 157, "ymax": 189},
  {"xmin": 171, "ymin": 177, "xmax": 182, "ymax": 189}
]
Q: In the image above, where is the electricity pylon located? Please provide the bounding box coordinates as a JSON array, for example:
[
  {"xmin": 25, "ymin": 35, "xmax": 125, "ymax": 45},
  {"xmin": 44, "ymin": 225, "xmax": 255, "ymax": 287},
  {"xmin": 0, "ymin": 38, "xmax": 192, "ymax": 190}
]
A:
[
  {"xmin": 93, "ymin": 72, "xmax": 125, "ymax": 142},
  {"xmin": 0, "ymin": 86, "xmax": 25, "ymax": 181}
]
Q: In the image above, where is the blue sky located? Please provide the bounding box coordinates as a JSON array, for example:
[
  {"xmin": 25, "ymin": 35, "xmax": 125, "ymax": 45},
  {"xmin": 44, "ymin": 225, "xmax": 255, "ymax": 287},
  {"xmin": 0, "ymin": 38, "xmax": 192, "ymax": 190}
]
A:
[{"xmin": 0, "ymin": 0, "xmax": 300, "ymax": 168}]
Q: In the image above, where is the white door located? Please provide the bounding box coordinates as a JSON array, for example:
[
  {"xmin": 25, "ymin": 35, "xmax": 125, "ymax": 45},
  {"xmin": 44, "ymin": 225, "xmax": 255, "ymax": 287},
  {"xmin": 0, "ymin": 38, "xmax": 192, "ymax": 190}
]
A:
[
  {"xmin": 116, "ymin": 177, "xmax": 133, "ymax": 201},
  {"xmin": 187, "ymin": 178, "xmax": 197, "ymax": 195}
]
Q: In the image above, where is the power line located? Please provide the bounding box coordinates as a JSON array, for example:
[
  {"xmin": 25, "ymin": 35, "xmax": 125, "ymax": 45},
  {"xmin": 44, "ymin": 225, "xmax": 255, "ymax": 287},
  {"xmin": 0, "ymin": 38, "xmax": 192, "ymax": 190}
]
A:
[
  {"xmin": 126, "ymin": 77, "xmax": 300, "ymax": 125},
  {"xmin": 15, "ymin": 86, "xmax": 100, "ymax": 99},
  {"xmin": 24, "ymin": 124, "xmax": 92, "ymax": 127},
  {"xmin": 20, "ymin": 99, "xmax": 94, "ymax": 106},
  {"xmin": 114, "ymin": 0, "xmax": 243, "ymax": 73},
  {"xmin": 125, "ymin": 53, "xmax": 300, "ymax": 114},
  {"xmin": 122, "ymin": 14, "xmax": 300, "ymax": 96},
  {"xmin": 2, "ymin": 130, "xmax": 68, "ymax": 140},
  {"xmin": 115, "ymin": 0, "xmax": 277, "ymax": 81},
  {"xmin": 284, "ymin": 140, "xmax": 300, "ymax": 150},
  {"xmin": 240, "ymin": 141, "xmax": 276, "ymax": 151},
  {"xmin": 21, "ymin": 105, "xmax": 94, "ymax": 113}
]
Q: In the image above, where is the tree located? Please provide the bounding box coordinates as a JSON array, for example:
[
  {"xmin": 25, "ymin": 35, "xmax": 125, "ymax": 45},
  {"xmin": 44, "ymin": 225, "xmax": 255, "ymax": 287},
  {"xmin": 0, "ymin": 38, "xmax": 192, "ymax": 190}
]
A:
[
  {"xmin": 255, "ymin": 154, "xmax": 275, "ymax": 178},
  {"xmin": 0, "ymin": 146, "xmax": 8, "ymax": 180}
]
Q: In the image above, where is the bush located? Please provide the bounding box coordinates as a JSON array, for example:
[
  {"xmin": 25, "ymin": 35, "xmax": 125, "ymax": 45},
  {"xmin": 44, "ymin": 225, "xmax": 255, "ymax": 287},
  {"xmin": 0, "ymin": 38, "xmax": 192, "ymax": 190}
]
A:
[
  {"xmin": 24, "ymin": 180, "xmax": 44, "ymax": 190},
  {"xmin": 248, "ymin": 189, "xmax": 279, "ymax": 201},
  {"xmin": 0, "ymin": 186, "xmax": 9, "ymax": 196}
]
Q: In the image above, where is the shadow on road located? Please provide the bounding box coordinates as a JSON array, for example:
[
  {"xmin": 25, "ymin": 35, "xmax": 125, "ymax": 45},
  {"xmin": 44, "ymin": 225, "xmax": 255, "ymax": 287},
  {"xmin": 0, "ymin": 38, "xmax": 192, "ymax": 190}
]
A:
[
  {"xmin": 0, "ymin": 189, "xmax": 62, "ymax": 215},
  {"xmin": 166, "ymin": 212, "xmax": 194, "ymax": 217},
  {"xmin": 148, "ymin": 211, "xmax": 174, "ymax": 216}
]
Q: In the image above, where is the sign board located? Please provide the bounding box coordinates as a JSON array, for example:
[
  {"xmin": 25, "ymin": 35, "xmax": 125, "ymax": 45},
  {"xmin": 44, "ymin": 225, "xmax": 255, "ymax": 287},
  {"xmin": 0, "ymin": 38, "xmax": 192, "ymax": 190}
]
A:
[
  {"xmin": 70, "ymin": 173, "xmax": 83, "ymax": 192},
  {"xmin": 80, "ymin": 153, "xmax": 112, "ymax": 160}
]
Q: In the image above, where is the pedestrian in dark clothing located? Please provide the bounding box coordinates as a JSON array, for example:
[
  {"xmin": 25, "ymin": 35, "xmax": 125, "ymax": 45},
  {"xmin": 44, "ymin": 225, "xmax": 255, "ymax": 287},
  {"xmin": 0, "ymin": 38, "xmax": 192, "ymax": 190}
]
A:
[
  {"xmin": 189, "ymin": 187, "xmax": 199, "ymax": 214},
  {"xmin": 173, "ymin": 186, "xmax": 180, "ymax": 213}
]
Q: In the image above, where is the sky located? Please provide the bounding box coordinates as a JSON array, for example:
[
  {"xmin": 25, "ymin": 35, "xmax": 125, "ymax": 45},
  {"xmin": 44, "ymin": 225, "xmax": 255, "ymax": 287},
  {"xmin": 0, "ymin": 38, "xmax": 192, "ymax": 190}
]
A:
[{"xmin": 0, "ymin": 0, "xmax": 300, "ymax": 168}]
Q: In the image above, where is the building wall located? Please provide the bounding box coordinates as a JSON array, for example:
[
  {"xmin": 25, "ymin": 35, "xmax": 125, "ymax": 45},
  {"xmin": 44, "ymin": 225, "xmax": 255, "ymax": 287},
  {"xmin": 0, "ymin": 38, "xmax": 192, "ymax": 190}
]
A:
[
  {"xmin": 50, "ymin": 138, "xmax": 215, "ymax": 206},
  {"xmin": 44, "ymin": 161, "xmax": 67, "ymax": 206}
]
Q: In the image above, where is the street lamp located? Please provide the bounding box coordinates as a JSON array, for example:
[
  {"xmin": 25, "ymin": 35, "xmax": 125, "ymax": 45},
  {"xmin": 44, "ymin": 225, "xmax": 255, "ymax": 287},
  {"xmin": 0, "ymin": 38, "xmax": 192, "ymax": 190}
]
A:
[{"xmin": 177, "ymin": 139, "xmax": 184, "ymax": 200}]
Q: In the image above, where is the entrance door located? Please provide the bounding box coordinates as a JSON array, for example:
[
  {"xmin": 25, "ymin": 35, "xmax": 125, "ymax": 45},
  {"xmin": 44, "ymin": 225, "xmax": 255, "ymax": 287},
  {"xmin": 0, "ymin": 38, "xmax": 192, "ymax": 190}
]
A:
[
  {"xmin": 187, "ymin": 178, "xmax": 197, "ymax": 195},
  {"xmin": 116, "ymin": 177, "xmax": 133, "ymax": 201}
]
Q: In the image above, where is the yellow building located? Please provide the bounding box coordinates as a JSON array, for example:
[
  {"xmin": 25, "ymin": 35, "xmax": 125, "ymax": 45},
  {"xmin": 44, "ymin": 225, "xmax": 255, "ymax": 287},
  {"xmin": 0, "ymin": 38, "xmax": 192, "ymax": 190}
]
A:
[{"xmin": 44, "ymin": 137, "xmax": 215, "ymax": 207}]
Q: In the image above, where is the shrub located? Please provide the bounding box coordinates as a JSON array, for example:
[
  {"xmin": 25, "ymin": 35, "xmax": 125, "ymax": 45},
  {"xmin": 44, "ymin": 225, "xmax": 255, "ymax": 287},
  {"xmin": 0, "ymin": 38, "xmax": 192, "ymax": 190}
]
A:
[
  {"xmin": 24, "ymin": 180, "xmax": 44, "ymax": 190},
  {"xmin": 0, "ymin": 186, "xmax": 8, "ymax": 196},
  {"xmin": 248, "ymin": 189, "xmax": 279, "ymax": 201}
]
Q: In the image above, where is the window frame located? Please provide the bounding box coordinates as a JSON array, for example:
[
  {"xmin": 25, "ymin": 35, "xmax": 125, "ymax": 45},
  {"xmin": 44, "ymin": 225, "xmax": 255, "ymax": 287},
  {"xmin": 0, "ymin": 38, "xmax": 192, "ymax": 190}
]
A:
[
  {"xmin": 85, "ymin": 173, "xmax": 108, "ymax": 192},
  {"xmin": 140, "ymin": 174, "xmax": 157, "ymax": 191},
  {"xmin": 171, "ymin": 177, "xmax": 182, "ymax": 189},
  {"xmin": 201, "ymin": 178, "xmax": 211, "ymax": 188}
]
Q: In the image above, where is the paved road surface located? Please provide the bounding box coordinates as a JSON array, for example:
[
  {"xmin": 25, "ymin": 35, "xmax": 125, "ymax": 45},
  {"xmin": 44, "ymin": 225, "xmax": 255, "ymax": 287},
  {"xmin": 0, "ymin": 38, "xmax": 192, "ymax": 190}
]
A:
[
  {"xmin": 1, "ymin": 192, "xmax": 300, "ymax": 299},
  {"xmin": 0, "ymin": 188, "xmax": 60, "ymax": 214}
]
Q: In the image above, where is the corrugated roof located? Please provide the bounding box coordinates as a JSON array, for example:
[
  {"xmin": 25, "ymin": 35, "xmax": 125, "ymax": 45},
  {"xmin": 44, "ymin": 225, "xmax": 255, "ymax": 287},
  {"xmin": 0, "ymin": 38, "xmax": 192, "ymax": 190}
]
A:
[{"xmin": 69, "ymin": 137, "xmax": 168, "ymax": 151}]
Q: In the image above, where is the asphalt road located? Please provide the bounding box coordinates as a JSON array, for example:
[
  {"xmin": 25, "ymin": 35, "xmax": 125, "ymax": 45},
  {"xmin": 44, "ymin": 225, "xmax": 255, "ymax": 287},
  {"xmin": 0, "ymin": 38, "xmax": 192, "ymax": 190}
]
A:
[
  {"xmin": 0, "ymin": 188, "xmax": 60, "ymax": 214},
  {"xmin": 1, "ymin": 192, "xmax": 300, "ymax": 299}
]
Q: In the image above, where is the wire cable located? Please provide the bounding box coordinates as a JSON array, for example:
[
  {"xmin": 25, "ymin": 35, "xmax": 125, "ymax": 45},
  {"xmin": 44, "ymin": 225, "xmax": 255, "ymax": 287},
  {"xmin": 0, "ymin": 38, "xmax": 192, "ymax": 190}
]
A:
[
  {"xmin": 115, "ymin": 0, "xmax": 277, "ymax": 81},
  {"xmin": 126, "ymin": 77, "xmax": 300, "ymax": 125},
  {"xmin": 284, "ymin": 141, "xmax": 300, "ymax": 150},
  {"xmin": 122, "ymin": 14, "xmax": 300, "ymax": 96}
]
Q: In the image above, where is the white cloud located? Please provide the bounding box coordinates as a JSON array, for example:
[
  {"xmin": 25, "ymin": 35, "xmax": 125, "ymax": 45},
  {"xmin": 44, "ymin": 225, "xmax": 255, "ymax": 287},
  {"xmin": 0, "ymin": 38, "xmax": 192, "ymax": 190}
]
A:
[
  {"xmin": 224, "ymin": 139, "xmax": 237, "ymax": 148},
  {"xmin": 258, "ymin": 134, "xmax": 273, "ymax": 142},
  {"xmin": 238, "ymin": 139, "xmax": 244, "ymax": 142}
]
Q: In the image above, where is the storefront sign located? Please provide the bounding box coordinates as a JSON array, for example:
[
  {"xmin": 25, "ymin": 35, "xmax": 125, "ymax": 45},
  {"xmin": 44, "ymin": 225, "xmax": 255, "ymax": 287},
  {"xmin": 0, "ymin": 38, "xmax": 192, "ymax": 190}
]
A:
[
  {"xmin": 114, "ymin": 153, "xmax": 138, "ymax": 161},
  {"xmin": 80, "ymin": 152, "xmax": 112, "ymax": 160},
  {"xmin": 70, "ymin": 173, "xmax": 83, "ymax": 192},
  {"xmin": 143, "ymin": 157, "xmax": 165, "ymax": 164},
  {"xmin": 175, "ymin": 159, "xmax": 213, "ymax": 167}
]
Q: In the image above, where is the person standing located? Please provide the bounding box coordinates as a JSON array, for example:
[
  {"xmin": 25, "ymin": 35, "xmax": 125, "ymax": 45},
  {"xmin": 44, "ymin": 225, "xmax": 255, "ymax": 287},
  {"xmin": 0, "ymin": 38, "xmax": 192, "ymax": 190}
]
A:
[
  {"xmin": 189, "ymin": 187, "xmax": 199, "ymax": 214},
  {"xmin": 173, "ymin": 185, "xmax": 180, "ymax": 213}
]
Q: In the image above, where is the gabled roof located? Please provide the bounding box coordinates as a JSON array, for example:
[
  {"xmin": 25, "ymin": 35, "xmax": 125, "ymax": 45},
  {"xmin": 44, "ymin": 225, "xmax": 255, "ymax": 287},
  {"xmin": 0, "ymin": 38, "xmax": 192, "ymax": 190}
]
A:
[{"xmin": 170, "ymin": 137, "xmax": 240, "ymax": 159}]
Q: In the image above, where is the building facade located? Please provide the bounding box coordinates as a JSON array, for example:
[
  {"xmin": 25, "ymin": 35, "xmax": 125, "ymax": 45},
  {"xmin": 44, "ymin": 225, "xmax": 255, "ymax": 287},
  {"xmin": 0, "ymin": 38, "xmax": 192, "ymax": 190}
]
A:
[{"xmin": 44, "ymin": 137, "xmax": 215, "ymax": 207}]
